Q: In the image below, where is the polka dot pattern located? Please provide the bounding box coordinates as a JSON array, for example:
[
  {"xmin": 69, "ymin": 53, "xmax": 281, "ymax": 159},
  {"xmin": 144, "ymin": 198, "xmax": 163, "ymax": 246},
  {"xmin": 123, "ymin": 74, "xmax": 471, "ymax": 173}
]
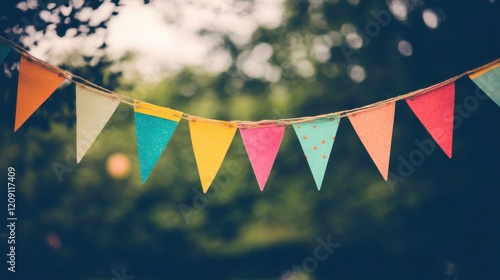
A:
[{"xmin": 293, "ymin": 117, "xmax": 341, "ymax": 190}]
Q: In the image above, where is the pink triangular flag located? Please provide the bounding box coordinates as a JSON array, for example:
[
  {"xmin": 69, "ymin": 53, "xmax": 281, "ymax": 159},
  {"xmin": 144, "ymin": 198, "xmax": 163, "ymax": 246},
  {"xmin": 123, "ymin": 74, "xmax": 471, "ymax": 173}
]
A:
[
  {"xmin": 406, "ymin": 83, "xmax": 455, "ymax": 158},
  {"xmin": 348, "ymin": 102, "xmax": 396, "ymax": 180},
  {"xmin": 240, "ymin": 124, "xmax": 286, "ymax": 191}
]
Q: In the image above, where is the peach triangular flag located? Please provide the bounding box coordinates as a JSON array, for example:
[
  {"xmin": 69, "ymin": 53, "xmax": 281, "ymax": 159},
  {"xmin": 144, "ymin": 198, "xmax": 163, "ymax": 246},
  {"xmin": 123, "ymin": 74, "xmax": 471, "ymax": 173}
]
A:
[
  {"xmin": 405, "ymin": 83, "xmax": 455, "ymax": 158},
  {"xmin": 15, "ymin": 56, "xmax": 65, "ymax": 131},
  {"xmin": 348, "ymin": 102, "xmax": 396, "ymax": 180},
  {"xmin": 189, "ymin": 118, "xmax": 237, "ymax": 193}
]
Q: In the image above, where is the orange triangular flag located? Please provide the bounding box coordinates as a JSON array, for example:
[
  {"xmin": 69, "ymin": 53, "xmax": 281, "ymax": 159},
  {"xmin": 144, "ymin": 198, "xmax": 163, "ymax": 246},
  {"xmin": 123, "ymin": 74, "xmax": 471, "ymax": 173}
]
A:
[
  {"xmin": 15, "ymin": 56, "xmax": 65, "ymax": 131},
  {"xmin": 189, "ymin": 118, "xmax": 237, "ymax": 193},
  {"xmin": 348, "ymin": 102, "xmax": 396, "ymax": 180}
]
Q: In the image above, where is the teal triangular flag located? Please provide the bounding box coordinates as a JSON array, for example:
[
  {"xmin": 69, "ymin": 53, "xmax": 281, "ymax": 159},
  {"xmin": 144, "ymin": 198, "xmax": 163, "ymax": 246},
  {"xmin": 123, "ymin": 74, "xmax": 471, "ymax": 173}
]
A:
[
  {"xmin": 0, "ymin": 44, "xmax": 11, "ymax": 64},
  {"xmin": 293, "ymin": 117, "xmax": 340, "ymax": 190},
  {"xmin": 470, "ymin": 66, "xmax": 500, "ymax": 107},
  {"xmin": 134, "ymin": 111, "xmax": 180, "ymax": 183}
]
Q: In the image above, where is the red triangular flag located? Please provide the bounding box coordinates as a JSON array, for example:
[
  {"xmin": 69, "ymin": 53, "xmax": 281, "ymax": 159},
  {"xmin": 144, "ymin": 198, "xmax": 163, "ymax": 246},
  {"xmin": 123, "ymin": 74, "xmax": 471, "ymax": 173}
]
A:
[
  {"xmin": 348, "ymin": 102, "xmax": 396, "ymax": 180},
  {"xmin": 15, "ymin": 56, "xmax": 65, "ymax": 131},
  {"xmin": 240, "ymin": 124, "xmax": 285, "ymax": 191},
  {"xmin": 406, "ymin": 83, "xmax": 455, "ymax": 158}
]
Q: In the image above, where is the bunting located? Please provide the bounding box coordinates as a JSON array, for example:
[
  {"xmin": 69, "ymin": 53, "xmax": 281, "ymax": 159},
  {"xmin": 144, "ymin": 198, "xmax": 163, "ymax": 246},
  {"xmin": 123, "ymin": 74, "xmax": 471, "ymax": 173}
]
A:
[
  {"xmin": 15, "ymin": 56, "xmax": 65, "ymax": 131},
  {"xmin": 469, "ymin": 63, "xmax": 500, "ymax": 107},
  {"xmin": 135, "ymin": 101, "xmax": 182, "ymax": 183},
  {"xmin": 406, "ymin": 83, "xmax": 455, "ymax": 158},
  {"xmin": 293, "ymin": 117, "xmax": 340, "ymax": 190},
  {"xmin": 1, "ymin": 36, "xmax": 499, "ymax": 190},
  {"xmin": 240, "ymin": 124, "xmax": 285, "ymax": 191},
  {"xmin": 76, "ymin": 85, "xmax": 120, "ymax": 163},
  {"xmin": 189, "ymin": 118, "xmax": 237, "ymax": 193},
  {"xmin": 348, "ymin": 102, "xmax": 396, "ymax": 180}
]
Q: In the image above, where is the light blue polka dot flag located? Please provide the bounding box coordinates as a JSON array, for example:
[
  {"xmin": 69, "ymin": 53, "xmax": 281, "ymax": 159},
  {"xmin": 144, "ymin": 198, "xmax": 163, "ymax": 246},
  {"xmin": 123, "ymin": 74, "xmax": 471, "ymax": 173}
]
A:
[{"xmin": 293, "ymin": 117, "xmax": 340, "ymax": 190}]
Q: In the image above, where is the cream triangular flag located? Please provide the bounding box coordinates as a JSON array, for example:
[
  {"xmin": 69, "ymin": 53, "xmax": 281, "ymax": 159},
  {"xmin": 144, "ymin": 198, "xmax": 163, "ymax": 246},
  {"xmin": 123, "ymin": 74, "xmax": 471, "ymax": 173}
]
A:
[{"xmin": 76, "ymin": 85, "xmax": 120, "ymax": 163}]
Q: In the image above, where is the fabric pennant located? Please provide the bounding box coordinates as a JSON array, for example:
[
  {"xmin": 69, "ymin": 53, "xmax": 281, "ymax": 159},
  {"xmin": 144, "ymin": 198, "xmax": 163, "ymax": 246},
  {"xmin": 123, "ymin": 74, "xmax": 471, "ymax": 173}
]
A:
[
  {"xmin": 240, "ymin": 124, "xmax": 285, "ymax": 191},
  {"xmin": 15, "ymin": 56, "xmax": 65, "ymax": 131},
  {"xmin": 135, "ymin": 101, "xmax": 182, "ymax": 183},
  {"xmin": 0, "ymin": 43, "xmax": 11, "ymax": 64},
  {"xmin": 406, "ymin": 83, "xmax": 455, "ymax": 158},
  {"xmin": 293, "ymin": 117, "xmax": 340, "ymax": 190},
  {"xmin": 189, "ymin": 118, "xmax": 237, "ymax": 193},
  {"xmin": 76, "ymin": 85, "xmax": 120, "ymax": 163},
  {"xmin": 469, "ymin": 63, "xmax": 500, "ymax": 107},
  {"xmin": 348, "ymin": 102, "xmax": 396, "ymax": 180}
]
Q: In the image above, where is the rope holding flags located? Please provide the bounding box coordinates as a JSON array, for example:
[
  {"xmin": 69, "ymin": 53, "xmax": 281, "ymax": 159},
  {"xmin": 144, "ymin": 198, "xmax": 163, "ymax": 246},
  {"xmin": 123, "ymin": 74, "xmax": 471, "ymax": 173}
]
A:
[{"xmin": 1, "ymin": 36, "xmax": 500, "ymax": 191}]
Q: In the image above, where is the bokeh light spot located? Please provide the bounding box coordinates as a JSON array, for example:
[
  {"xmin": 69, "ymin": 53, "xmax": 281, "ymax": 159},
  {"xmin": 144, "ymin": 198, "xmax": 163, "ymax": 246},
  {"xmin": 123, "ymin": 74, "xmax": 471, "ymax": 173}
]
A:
[
  {"xmin": 347, "ymin": 64, "xmax": 366, "ymax": 83},
  {"xmin": 46, "ymin": 232, "xmax": 61, "ymax": 250},
  {"xmin": 398, "ymin": 40, "xmax": 413, "ymax": 56},
  {"xmin": 422, "ymin": 9, "xmax": 439, "ymax": 29},
  {"xmin": 106, "ymin": 153, "xmax": 131, "ymax": 179}
]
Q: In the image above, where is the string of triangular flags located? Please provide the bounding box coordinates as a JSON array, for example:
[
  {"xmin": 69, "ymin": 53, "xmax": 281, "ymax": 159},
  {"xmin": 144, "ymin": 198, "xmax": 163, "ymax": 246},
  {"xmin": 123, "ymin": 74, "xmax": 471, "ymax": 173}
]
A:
[{"xmin": 1, "ymin": 36, "xmax": 500, "ymax": 192}]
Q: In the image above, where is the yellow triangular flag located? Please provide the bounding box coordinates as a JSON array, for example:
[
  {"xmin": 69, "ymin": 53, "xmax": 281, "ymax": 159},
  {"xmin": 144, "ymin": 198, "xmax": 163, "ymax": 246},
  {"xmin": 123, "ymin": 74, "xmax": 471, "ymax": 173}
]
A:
[{"xmin": 189, "ymin": 118, "xmax": 237, "ymax": 193}]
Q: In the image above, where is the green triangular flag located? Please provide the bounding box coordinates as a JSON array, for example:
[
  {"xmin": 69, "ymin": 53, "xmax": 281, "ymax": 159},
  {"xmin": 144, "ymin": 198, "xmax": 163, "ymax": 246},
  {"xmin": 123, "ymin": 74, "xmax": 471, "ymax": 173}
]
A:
[
  {"xmin": 0, "ymin": 43, "xmax": 11, "ymax": 64},
  {"xmin": 469, "ymin": 63, "xmax": 500, "ymax": 107}
]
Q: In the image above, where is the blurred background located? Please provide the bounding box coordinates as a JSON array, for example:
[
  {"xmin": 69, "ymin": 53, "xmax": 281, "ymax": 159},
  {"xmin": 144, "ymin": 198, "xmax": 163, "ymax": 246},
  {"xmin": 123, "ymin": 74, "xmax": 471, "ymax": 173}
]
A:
[{"xmin": 1, "ymin": 0, "xmax": 500, "ymax": 279}]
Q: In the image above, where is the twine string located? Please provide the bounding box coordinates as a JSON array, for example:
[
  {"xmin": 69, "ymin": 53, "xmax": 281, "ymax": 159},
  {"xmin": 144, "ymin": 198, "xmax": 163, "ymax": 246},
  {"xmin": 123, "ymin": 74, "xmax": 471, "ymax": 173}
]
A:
[{"xmin": 1, "ymin": 36, "xmax": 498, "ymax": 129}]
